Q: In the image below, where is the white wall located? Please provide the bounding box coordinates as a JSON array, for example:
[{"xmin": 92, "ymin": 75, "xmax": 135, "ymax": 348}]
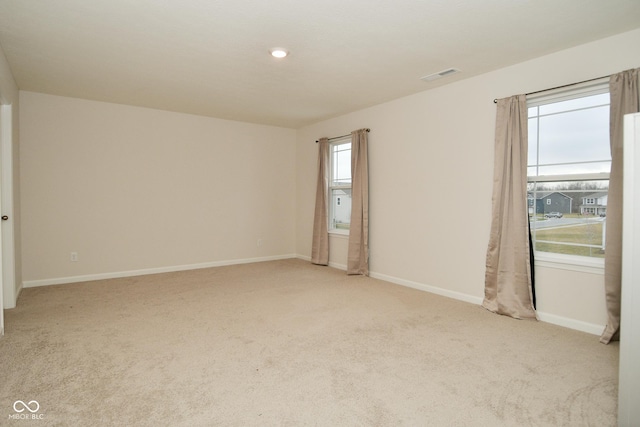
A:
[
  {"xmin": 0, "ymin": 42, "xmax": 21, "ymax": 308},
  {"xmin": 20, "ymin": 92, "xmax": 296, "ymax": 284},
  {"xmin": 296, "ymin": 28, "xmax": 640, "ymax": 333}
]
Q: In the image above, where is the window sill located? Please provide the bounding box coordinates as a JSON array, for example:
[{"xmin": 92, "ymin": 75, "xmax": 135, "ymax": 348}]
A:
[
  {"xmin": 329, "ymin": 230, "xmax": 349, "ymax": 238},
  {"xmin": 534, "ymin": 252, "xmax": 604, "ymax": 275}
]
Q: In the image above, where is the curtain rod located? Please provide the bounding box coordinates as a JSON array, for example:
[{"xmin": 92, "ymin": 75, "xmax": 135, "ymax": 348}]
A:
[
  {"xmin": 493, "ymin": 74, "xmax": 610, "ymax": 103},
  {"xmin": 315, "ymin": 128, "xmax": 370, "ymax": 143}
]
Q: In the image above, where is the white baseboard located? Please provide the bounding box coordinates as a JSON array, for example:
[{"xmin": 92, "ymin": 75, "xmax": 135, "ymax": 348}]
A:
[
  {"xmin": 371, "ymin": 270, "xmax": 604, "ymax": 335},
  {"xmin": 22, "ymin": 254, "xmax": 298, "ymax": 288},
  {"xmin": 13, "ymin": 281, "xmax": 22, "ymax": 308},
  {"xmin": 295, "ymin": 255, "xmax": 483, "ymax": 305},
  {"xmin": 369, "ymin": 271, "xmax": 484, "ymax": 305},
  {"xmin": 536, "ymin": 311, "xmax": 605, "ymax": 336},
  {"xmin": 329, "ymin": 262, "xmax": 347, "ymax": 271}
]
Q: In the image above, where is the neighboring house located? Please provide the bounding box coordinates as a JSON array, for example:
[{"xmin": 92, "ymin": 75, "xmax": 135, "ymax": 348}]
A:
[
  {"xmin": 580, "ymin": 192, "xmax": 608, "ymax": 215},
  {"xmin": 333, "ymin": 189, "xmax": 352, "ymax": 227},
  {"xmin": 528, "ymin": 191, "xmax": 573, "ymax": 215}
]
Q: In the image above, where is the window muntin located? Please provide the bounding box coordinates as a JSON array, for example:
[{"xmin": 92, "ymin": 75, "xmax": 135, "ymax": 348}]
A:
[
  {"xmin": 527, "ymin": 84, "xmax": 610, "ymax": 261},
  {"xmin": 528, "ymin": 93, "xmax": 610, "ymax": 177},
  {"xmin": 330, "ymin": 141, "xmax": 351, "ymax": 186},
  {"xmin": 329, "ymin": 139, "xmax": 351, "ymax": 233}
]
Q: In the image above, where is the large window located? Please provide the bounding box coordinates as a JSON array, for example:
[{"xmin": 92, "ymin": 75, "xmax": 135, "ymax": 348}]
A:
[
  {"xmin": 329, "ymin": 139, "xmax": 352, "ymax": 233},
  {"xmin": 527, "ymin": 81, "xmax": 610, "ymax": 261}
]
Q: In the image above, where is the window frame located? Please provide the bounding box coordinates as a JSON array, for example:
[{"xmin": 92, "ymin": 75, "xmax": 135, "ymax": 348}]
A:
[
  {"xmin": 328, "ymin": 137, "xmax": 352, "ymax": 235},
  {"xmin": 527, "ymin": 79, "xmax": 610, "ymax": 272}
]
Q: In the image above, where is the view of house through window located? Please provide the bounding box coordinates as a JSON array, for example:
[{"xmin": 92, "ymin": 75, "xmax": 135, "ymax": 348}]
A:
[
  {"xmin": 527, "ymin": 82, "xmax": 610, "ymax": 259},
  {"xmin": 329, "ymin": 139, "xmax": 352, "ymax": 232}
]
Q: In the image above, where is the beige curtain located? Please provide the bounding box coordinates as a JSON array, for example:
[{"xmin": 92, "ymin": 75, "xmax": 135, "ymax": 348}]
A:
[
  {"xmin": 483, "ymin": 95, "xmax": 536, "ymax": 319},
  {"xmin": 311, "ymin": 138, "xmax": 330, "ymax": 265},
  {"xmin": 347, "ymin": 129, "xmax": 369, "ymax": 275},
  {"xmin": 601, "ymin": 68, "xmax": 640, "ymax": 344}
]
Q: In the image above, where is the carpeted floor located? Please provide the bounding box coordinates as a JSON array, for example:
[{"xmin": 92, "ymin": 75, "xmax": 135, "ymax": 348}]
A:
[{"xmin": 0, "ymin": 259, "xmax": 618, "ymax": 426}]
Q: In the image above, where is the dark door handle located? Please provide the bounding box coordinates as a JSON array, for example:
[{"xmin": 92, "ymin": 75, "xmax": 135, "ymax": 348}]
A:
[{"xmin": 1, "ymin": 215, "xmax": 8, "ymax": 220}]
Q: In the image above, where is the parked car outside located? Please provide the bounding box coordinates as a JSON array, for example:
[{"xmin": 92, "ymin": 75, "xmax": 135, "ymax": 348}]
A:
[{"xmin": 545, "ymin": 212, "xmax": 563, "ymax": 218}]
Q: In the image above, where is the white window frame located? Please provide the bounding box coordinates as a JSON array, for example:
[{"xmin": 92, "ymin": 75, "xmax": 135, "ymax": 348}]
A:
[
  {"xmin": 527, "ymin": 79, "xmax": 610, "ymax": 272},
  {"xmin": 329, "ymin": 138, "xmax": 351, "ymax": 235}
]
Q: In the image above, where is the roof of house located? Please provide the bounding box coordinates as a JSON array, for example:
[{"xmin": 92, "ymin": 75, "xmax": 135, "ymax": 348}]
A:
[
  {"xmin": 582, "ymin": 192, "xmax": 608, "ymax": 199},
  {"xmin": 527, "ymin": 192, "xmax": 572, "ymax": 200}
]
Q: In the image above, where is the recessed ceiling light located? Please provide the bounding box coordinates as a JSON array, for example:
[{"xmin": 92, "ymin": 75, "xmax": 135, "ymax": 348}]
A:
[{"xmin": 269, "ymin": 48, "xmax": 289, "ymax": 59}]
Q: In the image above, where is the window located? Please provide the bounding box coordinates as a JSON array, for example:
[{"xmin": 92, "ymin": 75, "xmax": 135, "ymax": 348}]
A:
[
  {"xmin": 527, "ymin": 80, "xmax": 610, "ymax": 261},
  {"xmin": 329, "ymin": 138, "xmax": 352, "ymax": 233}
]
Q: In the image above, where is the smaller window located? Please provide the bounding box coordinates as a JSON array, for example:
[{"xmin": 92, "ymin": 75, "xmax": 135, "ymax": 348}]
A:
[
  {"xmin": 329, "ymin": 139, "xmax": 352, "ymax": 233},
  {"xmin": 546, "ymin": 199, "xmax": 551, "ymax": 205}
]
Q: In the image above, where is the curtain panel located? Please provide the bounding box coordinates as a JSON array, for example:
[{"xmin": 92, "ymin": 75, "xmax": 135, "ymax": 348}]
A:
[
  {"xmin": 601, "ymin": 68, "xmax": 640, "ymax": 344},
  {"xmin": 483, "ymin": 95, "xmax": 536, "ymax": 320},
  {"xmin": 347, "ymin": 129, "xmax": 370, "ymax": 275},
  {"xmin": 311, "ymin": 138, "xmax": 330, "ymax": 265}
]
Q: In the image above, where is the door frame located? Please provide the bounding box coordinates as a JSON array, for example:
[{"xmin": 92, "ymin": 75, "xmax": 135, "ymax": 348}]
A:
[
  {"xmin": 0, "ymin": 103, "xmax": 4, "ymax": 335},
  {"xmin": 1, "ymin": 103, "xmax": 16, "ymax": 323}
]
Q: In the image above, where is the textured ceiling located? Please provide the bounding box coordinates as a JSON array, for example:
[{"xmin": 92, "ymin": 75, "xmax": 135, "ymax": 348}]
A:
[{"xmin": 1, "ymin": 0, "xmax": 640, "ymax": 128}]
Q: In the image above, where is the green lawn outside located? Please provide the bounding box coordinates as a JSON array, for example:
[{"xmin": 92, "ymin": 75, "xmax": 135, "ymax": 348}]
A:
[{"xmin": 534, "ymin": 222, "xmax": 605, "ymax": 258}]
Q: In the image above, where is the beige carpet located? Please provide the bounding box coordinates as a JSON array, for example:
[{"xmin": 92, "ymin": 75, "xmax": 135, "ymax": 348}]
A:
[{"xmin": 0, "ymin": 259, "xmax": 618, "ymax": 426}]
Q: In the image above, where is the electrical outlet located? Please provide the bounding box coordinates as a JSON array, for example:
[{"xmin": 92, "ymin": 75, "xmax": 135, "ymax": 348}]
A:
[
  {"xmin": 257, "ymin": 239, "xmax": 263, "ymax": 247},
  {"xmin": 70, "ymin": 252, "xmax": 78, "ymax": 262}
]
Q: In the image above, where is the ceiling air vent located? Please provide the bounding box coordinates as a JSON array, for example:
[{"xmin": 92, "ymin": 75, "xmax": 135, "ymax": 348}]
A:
[{"xmin": 420, "ymin": 68, "xmax": 461, "ymax": 82}]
